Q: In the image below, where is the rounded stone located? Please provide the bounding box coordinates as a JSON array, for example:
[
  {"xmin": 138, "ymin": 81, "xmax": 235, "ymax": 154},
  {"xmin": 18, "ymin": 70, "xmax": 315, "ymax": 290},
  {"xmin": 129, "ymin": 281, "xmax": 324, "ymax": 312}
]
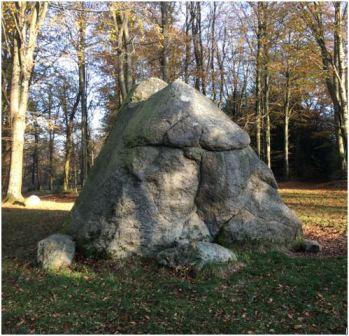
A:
[
  {"xmin": 25, "ymin": 195, "xmax": 41, "ymax": 207},
  {"xmin": 37, "ymin": 234, "xmax": 75, "ymax": 270},
  {"xmin": 157, "ymin": 242, "xmax": 238, "ymax": 271}
]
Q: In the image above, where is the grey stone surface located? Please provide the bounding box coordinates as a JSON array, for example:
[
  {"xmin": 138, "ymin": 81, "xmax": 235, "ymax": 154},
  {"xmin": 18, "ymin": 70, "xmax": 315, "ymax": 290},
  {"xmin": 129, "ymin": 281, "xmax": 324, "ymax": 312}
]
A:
[
  {"xmin": 37, "ymin": 234, "xmax": 75, "ymax": 270},
  {"xmin": 123, "ymin": 79, "xmax": 250, "ymax": 150},
  {"xmin": 220, "ymin": 175, "xmax": 301, "ymax": 244},
  {"xmin": 25, "ymin": 195, "xmax": 41, "ymax": 207},
  {"xmin": 68, "ymin": 78, "xmax": 302, "ymax": 260},
  {"xmin": 125, "ymin": 77, "xmax": 168, "ymax": 106},
  {"xmin": 157, "ymin": 242, "xmax": 237, "ymax": 271}
]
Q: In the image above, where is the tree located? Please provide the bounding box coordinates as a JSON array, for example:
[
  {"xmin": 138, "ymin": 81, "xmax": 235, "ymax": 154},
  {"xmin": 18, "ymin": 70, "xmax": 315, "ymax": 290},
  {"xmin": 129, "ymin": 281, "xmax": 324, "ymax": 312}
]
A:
[
  {"xmin": 190, "ymin": 2, "xmax": 206, "ymax": 94},
  {"xmin": 253, "ymin": 3, "xmax": 264, "ymax": 159},
  {"xmin": 160, "ymin": 2, "xmax": 170, "ymax": 82},
  {"xmin": 76, "ymin": 2, "xmax": 89, "ymax": 186},
  {"xmin": 300, "ymin": 2, "xmax": 348, "ymax": 176},
  {"xmin": 5, "ymin": 2, "xmax": 48, "ymax": 203},
  {"xmin": 183, "ymin": 3, "xmax": 191, "ymax": 84},
  {"xmin": 1, "ymin": 4, "xmax": 14, "ymax": 194},
  {"xmin": 55, "ymin": 76, "xmax": 81, "ymax": 192},
  {"xmin": 110, "ymin": 3, "xmax": 134, "ymax": 101}
]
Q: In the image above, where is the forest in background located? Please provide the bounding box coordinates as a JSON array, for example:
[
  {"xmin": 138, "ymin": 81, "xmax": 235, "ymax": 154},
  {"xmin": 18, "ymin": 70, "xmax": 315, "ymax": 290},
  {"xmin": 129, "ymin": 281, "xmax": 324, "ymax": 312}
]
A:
[{"xmin": 1, "ymin": 1, "xmax": 347, "ymax": 199}]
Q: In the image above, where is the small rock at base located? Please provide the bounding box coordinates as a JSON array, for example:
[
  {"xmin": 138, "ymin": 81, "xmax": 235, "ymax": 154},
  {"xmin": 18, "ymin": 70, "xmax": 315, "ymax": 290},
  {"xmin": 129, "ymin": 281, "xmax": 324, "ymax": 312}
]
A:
[
  {"xmin": 37, "ymin": 234, "xmax": 75, "ymax": 270},
  {"xmin": 157, "ymin": 242, "xmax": 237, "ymax": 271},
  {"xmin": 292, "ymin": 239, "xmax": 321, "ymax": 253},
  {"xmin": 303, "ymin": 239, "xmax": 321, "ymax": 252},
  {"xmin": 25, "ymin": 195, "xmax": 41, "ymax": 207}
]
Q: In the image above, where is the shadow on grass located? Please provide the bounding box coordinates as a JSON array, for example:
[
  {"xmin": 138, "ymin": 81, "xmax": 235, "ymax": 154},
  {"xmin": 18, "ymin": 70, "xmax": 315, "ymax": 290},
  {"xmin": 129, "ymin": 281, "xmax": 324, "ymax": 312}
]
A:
[
  {"xmin": 2, "ymin": 250, "xmax": 347, "ymax": 334},
  {"xmin": 2, "ymin": 207, "xmax": 69, "ymax": 261}
]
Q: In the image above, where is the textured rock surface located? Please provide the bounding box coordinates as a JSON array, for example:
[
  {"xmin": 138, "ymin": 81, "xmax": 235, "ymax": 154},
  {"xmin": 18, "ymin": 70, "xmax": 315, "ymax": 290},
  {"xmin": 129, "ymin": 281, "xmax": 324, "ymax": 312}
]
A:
[
  {"xmin": 69, "ymin": 78, "xmax": 302, "ymax": 260},
  {"xmin": 37, "ymin": 234, "xmax": 75, "ymax": 270},
  {"xmin": 157, "ymin": 242, "xmax": 237, "ymax": 271},
  {"xmin": 25, "ymin": 195, "xmax": 41, "ymax": 207}
]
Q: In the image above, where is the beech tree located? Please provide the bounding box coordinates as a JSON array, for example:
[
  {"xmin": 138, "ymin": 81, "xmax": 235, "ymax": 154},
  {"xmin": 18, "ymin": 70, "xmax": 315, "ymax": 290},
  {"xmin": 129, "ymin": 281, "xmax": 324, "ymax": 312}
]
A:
[
  {"xmin": 251, "ymin": 2, "xmax": 264, "ymax": 159},
  {"xmin": 56, "ymin": 76, "xmax": 81, "ymax": 192},
  {"xmin": 5, "ymin": 2, "xmax": 48, "ymax": 203},
  {"xmin": 160, "ymin": 2, "xmax": 170, "ymax": 82},
  {"xmin": 300, "ymin": 2, "xmax": 348, "ymax": 176},
  {"xmin": 190, "ymin": 2, "xmax": 206, "ymax": 94}
]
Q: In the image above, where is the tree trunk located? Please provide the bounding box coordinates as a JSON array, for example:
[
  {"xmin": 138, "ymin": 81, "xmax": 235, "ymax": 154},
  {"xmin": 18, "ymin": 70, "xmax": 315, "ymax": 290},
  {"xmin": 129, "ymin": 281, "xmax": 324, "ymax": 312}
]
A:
[
  {"xmin": 184, "ymin": 3, "xmax": 190, "ymax": 84},
  {"xmin": 78, "ymin": 3, "xmax": 88, "ymax": 186},
  {"xmin": 123, "ymin": 14, "xmax": 132, "ymax": 92},
  {"xmin": 335, "ymin": 109, "xmax": 347, "ymax": 178},
  {"xmin": 5, "ymin": 2, "xmax": 48, "ymax": 204},
  {"xmin": 10, "ymin": 39, "xmax": 20, "ymax": 124},
  {"xmin": 284, "ymin": 66, "xmax": 291, "ymax": 179},
  {"xmin": 49, "ymin": 131, "xmax": 54, "ymax": 191},
  {"xmin": 31, "ymin": 152, "xmax": 35, "ymax": 191},
  {"xmin": 113, "ymin": 10, "xmax": 131, "ymax": 102},
  {"xmin": 48, "ymin": 97, "xmax": 55, "ymax": 191},
  {"xmin": 216, "ymin": 27, "xmax": 227, "ymax": 107},
  {"xmin": 113, "ymin": 10, "xmax": 127, "ymax": 101},
  {"xmin": 7, "ymin": 75, "xmax": 29, "ymax": 203},
  {"xmin": 63, "ymin": 122, "xmax": 73, "ymax": 192},
  {"xmin": 334, "ymin": 3, "xmax": 347, "ymax": 135},
  {"xmin": 334, "ymin": 2, "xmax": 347, "ymax": 175},
  {"xmin": 33, "ymin": 126, "xmax": 40, "ymax": 190},
  {"xmin": 210, "ymin": 2, "xmax": 217, "ymax": 101},
  {"xmin": 3, "ymin": 39, "xmax": 19, "ymax": 197},
  {"xmin": 264, "ymin": 64, "xmax": 271, "ymax": 168},
  {"xmin": 197, "ymin": 3, "xmax": 206, "ymax": 95},
  {"xmin": 303, "ymin": 3, "xmax": 347, "ymax": 173},
  {"xmin": 190, "ymin": 3, "xmax": 205, "ymax": 94},
  {"xmin": 160, "ymin": 2, "xmax": 169, "ymax": 82},
  {"xmin": 255, "ymin": 4, "xmax": 263, "ymax": 158}
]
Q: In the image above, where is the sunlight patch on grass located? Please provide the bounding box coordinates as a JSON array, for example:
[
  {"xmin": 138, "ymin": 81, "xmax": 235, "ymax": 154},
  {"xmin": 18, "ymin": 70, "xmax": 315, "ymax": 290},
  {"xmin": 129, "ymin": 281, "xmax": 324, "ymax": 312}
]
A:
[
  {"xmin": 279, "ymin": 187, "xmax": 347, "ymax": 232},
  {"xmin": 2, "ymin": 199, "xmax": 74, "ymax": 211},
  {"xmin": 279, "ymin": 185, "xmax": 347, "ymax": 256}
]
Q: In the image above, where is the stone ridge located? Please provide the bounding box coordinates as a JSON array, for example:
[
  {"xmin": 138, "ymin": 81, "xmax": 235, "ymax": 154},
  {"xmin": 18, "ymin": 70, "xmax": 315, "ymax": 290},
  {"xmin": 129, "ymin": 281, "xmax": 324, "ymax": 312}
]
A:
[{"xmin": 123, "ymin": 79, "xmax": 251, "ymax": 151}]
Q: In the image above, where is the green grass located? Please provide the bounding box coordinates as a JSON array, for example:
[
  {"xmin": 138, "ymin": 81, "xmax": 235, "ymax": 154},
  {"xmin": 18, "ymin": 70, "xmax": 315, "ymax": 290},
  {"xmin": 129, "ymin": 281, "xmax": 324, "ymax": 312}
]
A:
[
  {"xmin": 279, "ymin": 186, "xmax": 347, "ymax": 232},
  {"xmin": 2, "ymin": 185, "xmax": 347, "ymax": 334}
]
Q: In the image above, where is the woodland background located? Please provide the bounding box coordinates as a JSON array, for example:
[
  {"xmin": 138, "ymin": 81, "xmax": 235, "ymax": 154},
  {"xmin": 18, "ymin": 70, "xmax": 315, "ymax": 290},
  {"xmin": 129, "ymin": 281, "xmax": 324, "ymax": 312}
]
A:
[
  {"xmin": 2, "ymin": 2, "xmax": 348, "ymax": 334},
  {"xmin": 1, "ymin": 1, "xmax": 347, "ymax": 198}
]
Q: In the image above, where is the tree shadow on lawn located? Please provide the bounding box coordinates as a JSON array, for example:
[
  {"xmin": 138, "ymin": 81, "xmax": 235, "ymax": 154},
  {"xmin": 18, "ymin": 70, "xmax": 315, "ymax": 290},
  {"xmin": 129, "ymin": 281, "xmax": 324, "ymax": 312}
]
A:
[
  {"xmin": 2, "ymin": 207, "xmax": 69, "ymax": 262},
  {"xmin": 2, "ymin": 248, "xmax": 347, "ymax": 334}
]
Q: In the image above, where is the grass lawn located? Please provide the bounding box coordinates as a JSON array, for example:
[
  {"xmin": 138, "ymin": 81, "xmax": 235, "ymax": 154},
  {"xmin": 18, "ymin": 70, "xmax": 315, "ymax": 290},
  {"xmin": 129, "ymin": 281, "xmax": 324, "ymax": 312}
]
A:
[{"xmin": 2, "ymin": 183, "xmax": 347, "ymax": 334}]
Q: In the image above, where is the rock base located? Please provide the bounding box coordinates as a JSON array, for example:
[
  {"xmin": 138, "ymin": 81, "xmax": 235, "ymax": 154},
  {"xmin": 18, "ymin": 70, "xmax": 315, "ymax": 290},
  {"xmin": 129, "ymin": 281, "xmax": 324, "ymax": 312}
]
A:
[{"xmin": 157, "ymin": 242, "xmax": 237, "ymax": 271}]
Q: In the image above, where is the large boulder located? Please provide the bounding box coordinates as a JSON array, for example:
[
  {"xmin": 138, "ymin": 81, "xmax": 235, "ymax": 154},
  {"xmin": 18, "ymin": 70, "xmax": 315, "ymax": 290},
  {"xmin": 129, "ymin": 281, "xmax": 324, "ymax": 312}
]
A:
[{"xmin": 68, "ymin": 78, "xmax": 302, "ymax": 260}]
